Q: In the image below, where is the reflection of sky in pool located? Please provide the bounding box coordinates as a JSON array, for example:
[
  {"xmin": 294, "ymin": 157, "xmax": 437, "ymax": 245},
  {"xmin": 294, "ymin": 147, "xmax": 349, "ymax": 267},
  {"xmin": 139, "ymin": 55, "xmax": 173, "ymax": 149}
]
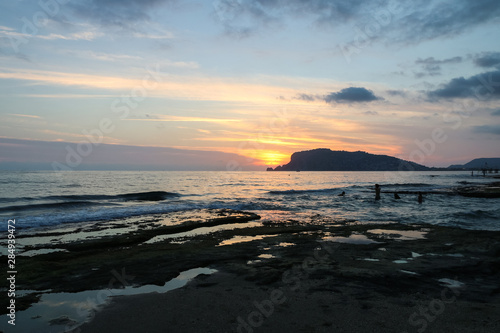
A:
[
  {"xmin": 323, "ymin": 233, "xmax": 380, "ymax": 244},
  {"xmin": 217, "ymin": 234, "xmax": 278, "ymax": 246},
  {"xmin": 367, "ymin": 229, "xmax": 427, "ymax": 240},
  {"xmin": 0, "ymin": 268, "xmax": 216, "ymax": 333}
]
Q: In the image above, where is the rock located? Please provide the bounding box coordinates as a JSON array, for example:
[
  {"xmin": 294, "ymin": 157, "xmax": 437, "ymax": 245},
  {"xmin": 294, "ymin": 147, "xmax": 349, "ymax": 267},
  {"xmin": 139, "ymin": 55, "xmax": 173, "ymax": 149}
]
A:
[{"xmin": 269, "ymin": 148, "xmax": 430, "ymax": 171}]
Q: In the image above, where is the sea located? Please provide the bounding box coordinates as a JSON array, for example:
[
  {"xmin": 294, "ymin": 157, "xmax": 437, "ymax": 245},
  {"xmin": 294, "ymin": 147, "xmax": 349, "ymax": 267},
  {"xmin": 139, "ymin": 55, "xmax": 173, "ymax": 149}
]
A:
[
  {"xmin": 1, "ymin": 170, "xmax": 499, "ymax": 232},
  {"xmin": 1, "ymin": 170, "xmax": 500, "ymax": 333}
]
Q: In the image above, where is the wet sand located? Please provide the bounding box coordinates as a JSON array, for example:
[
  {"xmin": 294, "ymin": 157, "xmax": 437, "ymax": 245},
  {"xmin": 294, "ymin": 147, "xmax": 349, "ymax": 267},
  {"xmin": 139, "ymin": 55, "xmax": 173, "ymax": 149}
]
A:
[{"xmin": 2, "ymin": 210, "xmax": 500, "ymax": 332}]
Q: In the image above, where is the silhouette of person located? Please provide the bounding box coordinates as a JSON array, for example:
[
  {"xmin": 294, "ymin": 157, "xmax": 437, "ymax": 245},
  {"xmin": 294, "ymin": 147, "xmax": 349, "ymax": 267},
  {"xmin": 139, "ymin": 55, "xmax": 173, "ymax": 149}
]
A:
[
  {"xmin": 375, "ymin": 184, "xmax": 381, "ymax": 200},
  {"xmin": 338, "ymin": 191, "xmax": 345, "ymax": 196},
  {"xmin": 418, "ymin": 192, "xmax": 423, "ymax": 204},
  {"xmin": 394, "ymin": 193, "xmax": 401, "ymax": 199}
]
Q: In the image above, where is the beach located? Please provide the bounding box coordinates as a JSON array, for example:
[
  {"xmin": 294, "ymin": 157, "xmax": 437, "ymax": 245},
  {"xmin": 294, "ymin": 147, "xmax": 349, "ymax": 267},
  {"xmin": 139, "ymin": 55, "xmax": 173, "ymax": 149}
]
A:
[
  {"xmin": 2, "ymin": 209, "xmax": 500, "ymax": 332},
  {"xmin": 1, "ymin": 171, "xmax": 500, "ymax": 332}
]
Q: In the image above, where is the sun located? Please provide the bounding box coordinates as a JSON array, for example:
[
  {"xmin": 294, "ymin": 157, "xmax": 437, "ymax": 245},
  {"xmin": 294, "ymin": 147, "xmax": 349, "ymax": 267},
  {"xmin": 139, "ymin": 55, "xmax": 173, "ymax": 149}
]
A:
[{"xmin": 254, "ymin": 151, "xmax": 290, "ymax": 166}]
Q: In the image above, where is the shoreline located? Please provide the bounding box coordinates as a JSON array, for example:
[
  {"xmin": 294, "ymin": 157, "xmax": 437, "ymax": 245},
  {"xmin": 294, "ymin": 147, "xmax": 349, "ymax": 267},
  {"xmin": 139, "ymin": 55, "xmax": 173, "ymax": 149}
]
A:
[{"xmin": 2, "ymin": 210, "xmax": 499, "ymax": 332}]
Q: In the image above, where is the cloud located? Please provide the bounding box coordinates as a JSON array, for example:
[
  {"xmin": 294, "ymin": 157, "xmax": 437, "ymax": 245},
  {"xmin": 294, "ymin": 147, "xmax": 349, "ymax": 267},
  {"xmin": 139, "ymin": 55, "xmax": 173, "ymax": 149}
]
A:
[
  {"xmin": 212, "ymin": 0, "xmax": 395, "ymax": 29},
  {"xmin": 386, "ymin": 90, "xmax": 407, "ymax": 97},
  {"xmin": 324, "ymin": 87, "xmax": 382, "ymax": 103},
  {"xmin": 69, "ymin": 0, "xmax": 175, "ymax": 29},
  {"xmin": 0, "ymin": 25, "xmax": 100, "ymax": 42},
  {"xmin": 295, "ymin": 93, "xmax": 316, "ymax": 101},
  {"xmin": 132, "ymin": 32, "xmax": 175, "ymax": 39},
  {"xmin": 427, "ymin": 70, "xmax": 500, "ymax": 100},
  {"xmin": 393, "ymin": 0, "xmax": 500, "ymax": 44},
  {"xmin": 293, "ymin": 90, "xmax": 384, "ymax": 104},
  {"xmin": 37, "ymin": 31, "xmax": 101, "ymax": 41},
  {"xmin": 492, "ymin": 110, "xmax": 500, "ymax": 116},
  {"xmin": 473, "ymin": 52, "xmax": 500, "ymax": 68},
  {"xmin": 7, "ymin": 114, "xmax": 42, "ymax": 119},
  {"xmin": 76, "ymin": 51, "xmax": 143, "ymax": 62},
  {"xmin": 213, "ymin": 0, "xmax": 500, "ymax": 45},
  {"xmin": 212, "ymin": 0, "xmax": 382, "ymax": 38},
  {"xmin": 414, "ymin": 56, "xmax": 462, "ymax": 77},
  {"xmin": 0, "ymin": 67, "xmax": 299, "ymax": 103},
  {"xmin": 125, "ymin": 115, "xmax": 239, "ymax": 123},
  {"xmin": 472, "ymin": 125, "xmax": 500, "ymax": 135},
  {"xmin": 363, "ymin": 111, "xmax": 379, "ymax": 116}
]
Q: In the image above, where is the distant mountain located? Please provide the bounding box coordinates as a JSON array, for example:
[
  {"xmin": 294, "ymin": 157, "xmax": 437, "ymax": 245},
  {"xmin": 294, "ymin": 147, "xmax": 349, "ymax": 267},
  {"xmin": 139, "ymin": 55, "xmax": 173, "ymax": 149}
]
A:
[
  {"xmin": 268, "ymin": 149, "xmax": 431, "ymax": 171},
  {"xmin": 449, "ymin": 158, "xmax": 500, "ymax": 169}
]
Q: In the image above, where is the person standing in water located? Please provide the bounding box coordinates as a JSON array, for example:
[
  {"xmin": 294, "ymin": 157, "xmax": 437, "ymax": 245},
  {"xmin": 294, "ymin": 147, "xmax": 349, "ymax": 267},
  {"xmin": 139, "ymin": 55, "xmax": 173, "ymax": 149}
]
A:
[
  {"xmin": 375, "ymin": 184, "xmax": 381, "ymax": 200},
  {"xmin": 418, "ymin": 192, "xmax": 423, "ymax": 204}
]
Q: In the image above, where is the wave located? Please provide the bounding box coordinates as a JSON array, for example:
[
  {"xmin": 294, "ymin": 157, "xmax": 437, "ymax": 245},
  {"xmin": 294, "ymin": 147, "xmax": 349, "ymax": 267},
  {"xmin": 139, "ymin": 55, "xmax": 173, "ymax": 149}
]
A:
[
  {"xmin": 6, "ymin": 197, "xmax": 291, "ymax": 229},
  {"xmin": 60, "ymin": 184, "xmax": 83, "ymax": 188},
  {"xmin": 9, "ymin": 200, "xmax": 284, "ymax": 229},
  {"xmin": 269, "ymin": 188, "xmax": 341, "ymax": 195},
  {"xmin": 268, "ymin": 183, "xmax": 436, "ymax": 195},
  {"xmin": 0, "ymin": 191, "xmax": 180, "ymax": 204},
  {"xmin": 384, "ymin": 183, "xmax": 433, "ymax": 188},
  {"xmin": 0, "ymin": 201, "xmax": 97, "ymax": 212},
  {"xmin": 450, "ymin": 209, "xmax": 500, "ymax": 220},
  {"xmin": 11, "ymin": 204, "xmax": 197, "ymax": 229},
  {"xmin": 118, "ymin": 191, "xmax": 180, "ymax": 201},
  {"xmin": 0, "ymin": 197, "xmax": 37, "ymax": 203},
  {"xmin": 46, "ymin": 191, "xmax": 180, "ymax": 202}
]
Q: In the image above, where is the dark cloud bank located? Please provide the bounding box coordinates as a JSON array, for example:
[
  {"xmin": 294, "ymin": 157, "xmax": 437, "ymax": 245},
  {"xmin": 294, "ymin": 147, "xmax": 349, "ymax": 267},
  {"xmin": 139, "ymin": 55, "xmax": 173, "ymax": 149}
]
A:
[
  {"xmin": 473, "ymin": 52, "xmax": 500, "ymax": 69},
  {"xmin": 297, "ymin": 87, "xmax": 382, "ymax": 104},
  {"xmin": 473, "ymin": 125, "xmax": 500, "ymax": 135},
  {"xmin": 427, "ymin": 70, "xmax": 500, "ymax": 100},
  {"xmin": 324, "ymin": 87, "xmax": 381, "ymax": 103},
  {"xmin": 414, "ymin": 56, "xmax": 463, "ymax": 78},
  {"xmin": 213, "ymin": 0, "xmax": 500, "ymax": 44}
]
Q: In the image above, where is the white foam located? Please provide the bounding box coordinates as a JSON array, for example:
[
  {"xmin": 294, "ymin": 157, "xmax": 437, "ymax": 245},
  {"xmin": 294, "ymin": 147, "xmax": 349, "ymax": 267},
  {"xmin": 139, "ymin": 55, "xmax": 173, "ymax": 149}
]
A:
[
  {"xmin": 438, "ymin": 278, "xmax": 465, "ymax": 288},
  {"xmin": 393, "ymin": 259, "xmax": 409, "ymax": 264}
]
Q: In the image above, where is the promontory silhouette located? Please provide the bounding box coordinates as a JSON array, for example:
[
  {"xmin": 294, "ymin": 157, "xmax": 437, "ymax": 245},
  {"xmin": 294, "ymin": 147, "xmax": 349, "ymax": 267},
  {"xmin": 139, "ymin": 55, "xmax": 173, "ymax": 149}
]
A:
[
  {"xmin": 268, "ymin": 149, "xmax": 430, "ymax": 171},
  {"xmin": 448, "ymin": 158, "xmax": 500, "ymax": 170}
]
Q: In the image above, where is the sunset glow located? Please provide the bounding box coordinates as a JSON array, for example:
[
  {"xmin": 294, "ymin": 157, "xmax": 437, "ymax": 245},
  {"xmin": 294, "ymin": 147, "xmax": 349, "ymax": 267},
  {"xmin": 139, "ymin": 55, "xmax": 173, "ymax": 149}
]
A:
[
  {"xmin": 251, "ymin": 151, "xmax": 291, "ymax": 167},
  {"xmin": 1, "ymin": 1, "xmax": 499, "ymax": 170}
]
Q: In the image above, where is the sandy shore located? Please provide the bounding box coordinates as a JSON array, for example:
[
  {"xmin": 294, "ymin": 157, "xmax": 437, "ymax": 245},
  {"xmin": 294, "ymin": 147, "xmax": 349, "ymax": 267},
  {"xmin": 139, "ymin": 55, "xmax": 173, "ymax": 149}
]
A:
[{"xmin": 2, "ymin": 209, "xmax": 499, "ymax": 332}]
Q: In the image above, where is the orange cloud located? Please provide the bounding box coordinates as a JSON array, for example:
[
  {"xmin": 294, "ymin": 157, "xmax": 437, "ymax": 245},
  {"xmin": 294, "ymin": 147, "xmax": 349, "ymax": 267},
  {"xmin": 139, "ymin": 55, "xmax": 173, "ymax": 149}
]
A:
[
  {"xmin": 0, "ymin": 68, "xmax": 309, "ymax": 104},
  {"xmin": 125, "ymin": 115, "xmax": 240, "ymax": 123}
]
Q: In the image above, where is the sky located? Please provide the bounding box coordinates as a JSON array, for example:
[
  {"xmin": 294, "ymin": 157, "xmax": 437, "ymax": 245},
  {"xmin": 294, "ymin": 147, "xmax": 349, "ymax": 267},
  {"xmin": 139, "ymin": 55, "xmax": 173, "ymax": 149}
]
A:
[{"xmin": 0, "ymin": 0, "xmax": 499, "ymax": 170}]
